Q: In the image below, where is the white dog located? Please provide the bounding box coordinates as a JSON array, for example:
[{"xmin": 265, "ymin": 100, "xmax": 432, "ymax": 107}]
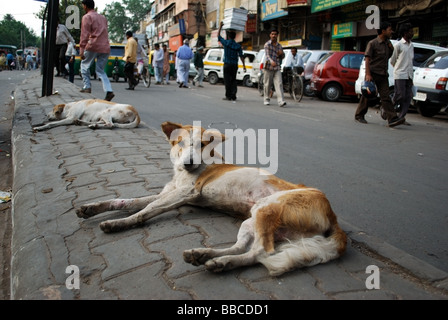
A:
[
  {"xmin": 33, "ymin": 99, "xmax": 140, "ymax": 131},
  {"xmin": 76, "ymin": 121, "xmax": 347, "ymax": 276}
]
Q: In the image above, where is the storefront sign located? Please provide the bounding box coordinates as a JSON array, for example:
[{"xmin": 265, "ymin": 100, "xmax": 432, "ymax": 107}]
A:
[
  {"xmin": 261, "ymin": 0, "xmax": 288, "ymax": 21},
  {"xmin": 311, "ymin": 0, "xmax": 361, "ymax": 13},
  {"xmin": 279, "ymin": 39, "xmax": 303, "ymax": 47},
  {"xmin": 179, "ymin": 19, "xmax": 186, "ymax": 35},
  {"xmin": 287, "ymin": 0, "xmax": 309, "ymax": 6},
  {"xmin": 169, "ymin": 35, "xmax": 183, "ymax": 51},
  {"xmin": 332, "ymin": 22, "xmax": 357, "ymax": 39},
  {"xmin": 246, "ymin": 15, "xmax": 257, "ymax": 33}
]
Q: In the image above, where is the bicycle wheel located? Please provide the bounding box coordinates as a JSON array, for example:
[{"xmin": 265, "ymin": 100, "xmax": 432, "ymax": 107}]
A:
[
  {"xmin": 258, "ymin": 73, "xmax": 264, "ymax": 96},
  {"xmin": 142, "ymin": 67, "xmax": 151, "ymax": 88},
  {"xmin": 292, "ymin": 76, "xmax": 304, "ymax": 103}
]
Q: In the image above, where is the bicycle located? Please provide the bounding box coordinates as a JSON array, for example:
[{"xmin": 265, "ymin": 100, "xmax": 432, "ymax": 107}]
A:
[
  {"xmin": 139, "ymin": 62, "xmax": 151, "ymax": 88},
  {"xmin": 283, "ymin": 66, "xmax": 304, "ymax": 103}
]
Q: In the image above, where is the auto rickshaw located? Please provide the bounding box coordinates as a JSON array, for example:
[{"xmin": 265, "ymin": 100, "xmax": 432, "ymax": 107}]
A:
[{"xmin": 104, "ymin": 43, "xmax": 126, "ymax": 81}]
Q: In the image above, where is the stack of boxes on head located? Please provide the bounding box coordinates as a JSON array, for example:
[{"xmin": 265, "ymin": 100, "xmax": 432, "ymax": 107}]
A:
[{"xmin": 222, "ymin": 7, "xmax": 248, "ymax": 31}]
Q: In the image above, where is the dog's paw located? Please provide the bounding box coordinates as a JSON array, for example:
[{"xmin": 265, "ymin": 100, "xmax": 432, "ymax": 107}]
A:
[
  {"xmin": 88, "ymin": 124, "xmax": 98, "ymax": 129},
  {"xmin": 99, "ymin": 220, "xmax": 113, "ymax": 233},
  {"xmin": 205, "ymin": 258, "xmax": 227, "ymax": 273},
  {"xmin": 33, "ymin": 126, "xmax": 42, "ymax": 132},
  {"xmin": 75, "ymin": 205, "xmax": 95, "ymax": 219},
  {"xmin": 183, "ymin": 248, "xmax": 211, "ymax": 266}
]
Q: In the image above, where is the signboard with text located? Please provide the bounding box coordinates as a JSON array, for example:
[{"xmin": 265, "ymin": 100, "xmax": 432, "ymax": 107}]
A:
[
  {"xmin": 311, "ymin": 0, "xmax": 361, "ymax": 13},
  {"xmin": 261, "ymin": 0, "xmax": 288, "ymax": 21},
  {"xmin": 332, "ymin": 22, "xmax": 357, "ymax": 38}
]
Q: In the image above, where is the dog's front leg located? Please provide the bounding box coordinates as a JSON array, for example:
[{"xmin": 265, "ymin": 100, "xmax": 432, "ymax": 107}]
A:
[
  {"xmin": 33, "ymin": 118, "xmax": 75, "ymax": 131},
  {"xmin": 99, "ymin": 187, "xmax": 200, "ymax": 233},
  {"xmin": 76, "ymin": 194, "xmax": 160, "ymax": 219}
]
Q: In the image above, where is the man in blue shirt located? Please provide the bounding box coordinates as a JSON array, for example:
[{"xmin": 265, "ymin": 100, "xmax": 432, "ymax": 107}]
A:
[
  {"xmin": 176, "ymin": 39, "xmax": 193, "ymax": 88},
  {"xmin": 218, "ymin": 21, "xmax": 246, "ymax": 101}
]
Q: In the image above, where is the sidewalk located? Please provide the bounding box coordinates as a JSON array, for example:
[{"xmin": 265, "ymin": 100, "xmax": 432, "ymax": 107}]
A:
[{"xmin": 10, "ymin": 74, "xmax": 448, "ymax": 300}]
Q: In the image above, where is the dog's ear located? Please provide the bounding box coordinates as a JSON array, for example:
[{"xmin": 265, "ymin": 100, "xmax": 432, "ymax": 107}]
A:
[
  {"xmin": 161, "ymin": 121, "xmax": 183, "ymax": 139},
  {"xmin": 203, "ymin": 129, "xmax": 226, "ymax": 143},
  {"xmin": 54, "ymin": 104, "xmax": 65, "ymax": 115}
]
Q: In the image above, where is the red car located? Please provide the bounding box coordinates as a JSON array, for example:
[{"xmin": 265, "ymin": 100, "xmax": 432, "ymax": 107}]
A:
[{"xmin": 310, "ymin": 51, "xmax": 364, "ymax": 101}]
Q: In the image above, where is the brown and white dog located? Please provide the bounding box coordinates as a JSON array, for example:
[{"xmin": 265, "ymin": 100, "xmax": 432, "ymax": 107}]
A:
[
  {"xmin": 75, "ymin": 121, "xmax": 347, "ymax": 276},
  {"xmin": 33, "ymin": 99, "xmax": 140, "ymax": 131}
]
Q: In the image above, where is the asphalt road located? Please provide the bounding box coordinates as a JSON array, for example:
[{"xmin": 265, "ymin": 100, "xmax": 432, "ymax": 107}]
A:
[{"xmin": 80, "ymin": 74, "xmax": 448, "ymax": 274}]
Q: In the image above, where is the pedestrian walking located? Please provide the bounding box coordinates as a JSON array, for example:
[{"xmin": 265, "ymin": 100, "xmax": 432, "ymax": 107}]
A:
[
  {"xmin": 176, "ymin": 39, "xmax": 193, "ymax": 88},
  {"xmin": 136, "ymin": 38, "xmax": 148, "ymax": 78},
  {"xmin": 263, "ymin": 29, "xmax": 286, "ymax": 107},
  {"xmin": 124, "ymin": 30, "xmax": 138, "ymax": 90},
  {"xmin": 192, "ymin": 46, "xmax": 205, "ymax": 87},
  {"xmin": 79, "ymin": 0, "xmax": 115, "ymax": 101},
  {"xmin": 354, "ymin": 21, "xmax": 404, "ymax": 127},
  {"xmin": 65, "ymin": 41, "xmax": 76, "ymax": 83},
  {"xmin": 6, "ymin": 52, "xmax": 14, "ymax": 70},
  {"xmin": 55, "ymin": 18, "xmax": 75, "ymax": 78},
  {"xmin": 25, "ymin": 53, "xmax": 33, "ymax": 71},
  {"xmin": 218, "ymin": 21, "xmax": 246, "ymax": 101},
  {"xmin": 391, "ymin": 23, "xmax": 414, "ymax": 125},
  {"xmin": 162, "ymin": 44, "xmax": 171, "ymax": 84},
  {"xmin": 153, "ymin": 43, "xmax": 164, "ymax": 84}
]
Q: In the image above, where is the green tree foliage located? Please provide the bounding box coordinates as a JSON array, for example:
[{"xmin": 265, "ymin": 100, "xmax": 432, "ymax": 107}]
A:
[
  {"xmin": 0, "ymin": 14, "xmax": 40, "ymax": 49},
  {"xmin": 104, "ymin": 0, "xmax": 152, "ymax": 43},
  {"xmin": 103, "ymin": 2, "xmax": 128, "ymax": 43}
]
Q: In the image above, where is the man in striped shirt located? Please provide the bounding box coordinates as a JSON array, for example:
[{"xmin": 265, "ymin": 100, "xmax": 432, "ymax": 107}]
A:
[
  {"xmin": 263, "ymin": 29, "xmax": 286, "ymax": 107},
  {"xmin": 218, "ymin": 21, "xmax": 246, "ymax": 101}
]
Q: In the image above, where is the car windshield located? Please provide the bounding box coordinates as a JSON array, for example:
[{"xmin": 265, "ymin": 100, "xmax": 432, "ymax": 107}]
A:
[
  {"xmin": 422, "ymin": 52, "xmax": 448, "ymax": 69},
  {"xmin": 413, "ymin": 47, "xmax": 436, "ymax": 67},
  {"xmin": 317, "ymin": 52, "xmax": 333, "ymax": 65}
]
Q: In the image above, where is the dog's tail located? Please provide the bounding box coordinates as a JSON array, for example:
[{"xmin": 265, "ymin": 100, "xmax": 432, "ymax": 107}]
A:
[
  {"xmin": 258, "ymin": 224, "xmax": 347, "ymax": 276},
  {"xmin": 114, "ymin": 107, "xmax": 141, "ymax": 128}
]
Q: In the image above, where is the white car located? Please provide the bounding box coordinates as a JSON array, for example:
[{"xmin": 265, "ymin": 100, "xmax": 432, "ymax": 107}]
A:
[
  {"xmin": 354, "ymin": 40, "xmax": 446, "ymax": 96},
  {"xmin": 413, "ymin": 50, "xmax": 448, "ymax": 117},
  {"xmin": 300, "ymin": 50, "xmax": 332, "ymax": 96}
]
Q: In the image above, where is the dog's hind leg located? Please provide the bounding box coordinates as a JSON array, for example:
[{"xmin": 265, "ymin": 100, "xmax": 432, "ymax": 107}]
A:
[
  {"xmin": 99, "ymin": 187, "xmax": 200, "ymax": 233},
  {"xmin": 204, "ymin": 239, "xmax": 267, "ymax": 273},
  {"xmin": 76, "ymin": 195, "xmax": 160, "ymax": 219},
  {"xmin": 184, "ymin": 218, "xmax": 254, "ymax": 266}
]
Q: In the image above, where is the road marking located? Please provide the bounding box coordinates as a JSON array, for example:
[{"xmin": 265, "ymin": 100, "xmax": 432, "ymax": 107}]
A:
[{"xmin": 269, "ymin": 109, "xmax": 321, "ymax": 122}]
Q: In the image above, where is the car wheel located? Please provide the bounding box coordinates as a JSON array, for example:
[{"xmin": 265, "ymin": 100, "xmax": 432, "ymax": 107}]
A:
[
  {"xmin": 243, "ymin": 75, "xmax": 253, "ymax": 87},
  {"xmin": 415, "ymin": 101, "xmax": 442, "ymax": 117},
  {"xmin": 208, "ymin": 72, "xmax": 219, "ymax": 85},
  {"xmin": 322, "ymin": 83, "xmax": 342, "ymax": 102},
  {"xmin": 303, "ymin": 80, "xmax": 315, "ymax": 97}
]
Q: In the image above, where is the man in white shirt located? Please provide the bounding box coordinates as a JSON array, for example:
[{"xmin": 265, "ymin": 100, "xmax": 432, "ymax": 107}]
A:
[
  {"xmin": 391, "ymin": 23, "xmax": 414, "ymax": 123},
  {"xmin": 153, "ymin": 43, "xmax": 164, "ymax": 84},
  {"xmin": 284, "ymin": 47, "xmax": 304, "ymax": 71},
  {"xmin": 55, "ymin": 19, "xmax": 75, "ymax": 77}
]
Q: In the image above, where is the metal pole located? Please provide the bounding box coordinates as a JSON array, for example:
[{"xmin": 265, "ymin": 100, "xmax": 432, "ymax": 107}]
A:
[{"xmin": 42, "ymin": 0, "xmax": 59, "ymax": 97}]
